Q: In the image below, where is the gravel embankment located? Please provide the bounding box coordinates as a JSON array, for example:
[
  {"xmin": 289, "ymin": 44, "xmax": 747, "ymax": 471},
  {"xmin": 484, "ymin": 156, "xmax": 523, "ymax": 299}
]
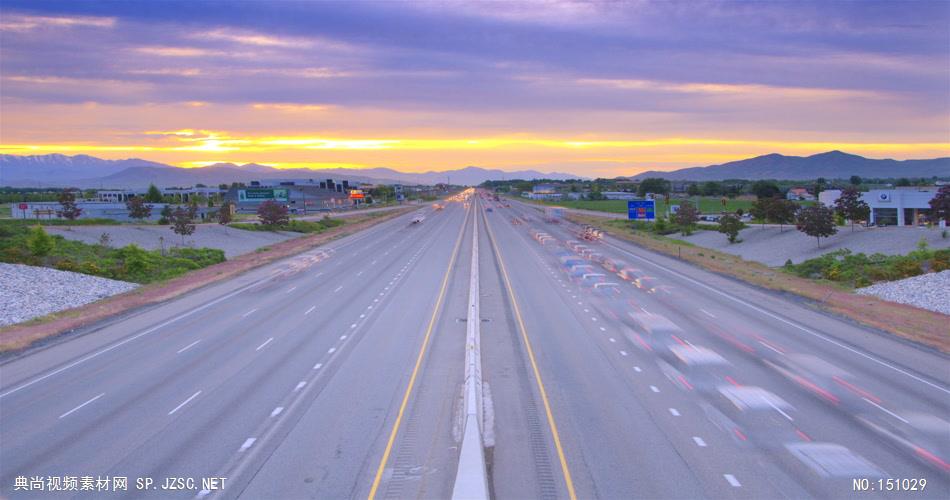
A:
[
  {"xmin": 679, "ymin": 225, "xmax": 949, "ymax": 266},
  {"xmin": 0, "ymin": 263, "xmax": 139, "ymax": 327},
  {"xmin": 856, "ymin": 270, "xmax": 950, "ymax": 316},
  {"xmin": 47, "ymin": 224, "xmax": 300, "ymax": 258}
]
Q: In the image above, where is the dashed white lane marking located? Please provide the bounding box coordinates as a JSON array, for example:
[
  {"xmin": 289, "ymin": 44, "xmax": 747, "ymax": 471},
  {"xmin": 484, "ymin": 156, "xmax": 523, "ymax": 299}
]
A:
[
  {"xmin": 177, "ymin": 340, "xmax": 201, "ymax": 354},
  {"xmin": 864, "ymin": 398, "xmax": 909, "ymax": 423},
  {"xmin": 357, "ymin": 271, "xmax": 364, "ymax": 277},
  {"xmin": 669, "ymin": 408, "xmax": 680, "ymax": 416},
  {"xmin": 328, "ymin": 347, "xmax": 336, "ymax": 354},
  {"xmin": 59, "ymin": 393, "xmax": 105, "ymax": 419},
  {"xmin": 723, "ymin": 474, "xmax": 741, "ymax": 487},
  {"xmin": 334, "ymin": 286, "xmax": 344, "ymax": 293},
  {"xmin": 650, "ymin": 385, "xmax": 660, "ymax": 393},
  {"xmin": 379, "ymin": 292, "xmax": 384, "ymax": 296},
  {"xmin": 634, "ymin": 366, "xmax": 642, "ymax": 372},
  {"xmin": 609, "ymin": 338, "xmax": 616, "ymax": 343},
  {"xmin": 239, "ymin": 438, "xmax": 256, "ymax": 452},
  {"xmin": 286, "ymin": 286, "xmax": 297, "ymax": 294},
  {"xmin": 700, "ymin": 308, "xmax": 716, "ymax": 318},
  {"xmin": 242, "ymin": 308, "xmax": 257, "ymax": 318},
  {"xmin": 693, "ymin": 437, "xmax": 707, "ymax": 447},
  {"xmin": 340, "ymin": 335, "xmax": 347, "ymax": 340},
  {"xmin": 350, "ymin": 323, "xmax": 357, "ymax": 329},
  {"xmin": 197, "ymin": 489, "xmax": 211, "ymax": 498},
  {"xmin": 620, "ymin": 350, "xmax": 628, "ymax": 356},
  {"xmin": 168, "ymin": 391, "xmax": 201, "ymax": 415},
  {"xmin": 270, "ymin": 407, "xmax": 284, "ymax": 417},
  {"xmin": 315, "ymin": 272, "xmax": 324, "ymax": 278},
  {"xmin": 256, "ymin": 337, "xmax": 274, "ymax": 351},
  {"xmin": 577, "ymin": 301, "xmax": 582, "ymax": 305},
  {"xmin": 305, "ymin": 306, "xmax": 316, "ymax": 315},
  {"xmin": 374, "ymin": 298, "xmax": 379, "ymax": 302},
  {"xmin": 360, "ymin": 313, "xmax": 365, "ymax": 318},
  {"xmin": 599, "ymin": 327, "xmax": 606, "ymax": 331},
  {"xmin": 313, "ymin": 363, "xmax": 323, "ymax": 370},
  {"xmin": 583, "ymin": 309, "xmax": 589, "ymax": 312},
  {"xmin": 371, "ymin": 260, "xmax": 377, "ymax": 265},
  {"xmin": 294, "ymin": 381, "xmax": 307, "ymax": 392},
  {"xmin": 591, "ymin": 317, "xmax": 597, "ymax": 322}
]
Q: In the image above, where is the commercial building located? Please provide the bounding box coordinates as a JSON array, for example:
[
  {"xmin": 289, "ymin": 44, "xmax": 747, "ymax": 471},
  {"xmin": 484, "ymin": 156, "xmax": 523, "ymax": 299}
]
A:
[
  {"xmin": 602, "ymin": 191, "xmax": 640, "ymax": 200},
  {"xmin": 11, "ymin": 201, "xmax": 179, "ymax": 222},
  {"xmin": 786, "ymin": 187, "xmax": 815, "ymax": 201},
  {"xmin": 225, "ymin": 178, "xmax": 363, "ymax": 214},
  {"xmin": 819, "ymin": 187, "xmax": 939, "ymax": 226}
]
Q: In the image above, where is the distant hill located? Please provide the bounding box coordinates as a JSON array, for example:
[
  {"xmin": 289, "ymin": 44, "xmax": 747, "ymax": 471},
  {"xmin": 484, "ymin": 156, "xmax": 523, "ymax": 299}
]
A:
[
  {"xmin": 0, "ymin": 154, "xmax": 582, "ymax": 188},
  {"xmin": 630, "ymin": 151, "xmax": 950, "ymax": 181}
]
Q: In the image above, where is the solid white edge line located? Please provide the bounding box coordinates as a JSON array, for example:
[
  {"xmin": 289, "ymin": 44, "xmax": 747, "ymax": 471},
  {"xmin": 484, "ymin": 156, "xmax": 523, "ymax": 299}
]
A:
[
  {"xmin": 256, "ymin": 337, "xmax": 274, "ymax": 351},
  {"xmin": 58, "ymin": 393, "xmax": 105, "ymax": 419},
  {"xmin": 177, "ymin": 339, "xmax": 201, "ymax": 354}
]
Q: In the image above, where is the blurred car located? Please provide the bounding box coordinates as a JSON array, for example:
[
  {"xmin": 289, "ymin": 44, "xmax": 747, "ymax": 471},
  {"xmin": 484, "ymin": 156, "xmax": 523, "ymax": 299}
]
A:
[
  {"xmin": 587, "ymin": 252, "xmax": 606, "ymax": 263},
  {"xmin": 566, "ymin": 240, "xmax": 585, "ymax": 251},
  {"xmin": 568, "ymin": 264, "xmax": 596, "ymax": 279},
  {"xmin": 658, "ymin": 345, "xmax": 733, "ymax": 393},
  {"xmin": 624, "ymin": 312, "xmax": 684, "ymax": 351},
  {"xmin": 633, "ymin": 276, "xmax": 674, "ymax": 295},
  {"xmin": 602, "ymin": 258, "xmax": 624, "ymax": 273},
  {"xmin": 701, "ymin": 385, "xmax": 806, "ymax": 449},
  {"xmin": 618, "ymin": 266, "xmax": 648, "ymax": 282},
  {"xmin": 856, "ymin": 411, "xmax": 950, "ymax": 475},
  {"xmin": 591, "ymin": 282, "xmax": 622, "ymax": 298},
  {"xmin": 785, "ymin": 442, "xmax": 885, "ymax": 480},
  {"xmin": 486, "ymin": 207, "xmax": 493, "ymax": 212},
  {"xmin": 579, "ymin": 273, "xmax": 607, "ymax": 288},
  {"xmin": 763, "ymin": 354, "xmax": 880, "ymax": 411},
  {"xmin": 561, "ymin": 256, "xmax": 585, "ymax": 269}
]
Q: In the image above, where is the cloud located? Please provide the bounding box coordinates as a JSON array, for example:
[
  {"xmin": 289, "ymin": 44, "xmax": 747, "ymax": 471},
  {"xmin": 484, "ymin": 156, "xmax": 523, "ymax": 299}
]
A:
[{"xmin": 0, "ymin": 13, "xmax": 115, "ymax": 31}]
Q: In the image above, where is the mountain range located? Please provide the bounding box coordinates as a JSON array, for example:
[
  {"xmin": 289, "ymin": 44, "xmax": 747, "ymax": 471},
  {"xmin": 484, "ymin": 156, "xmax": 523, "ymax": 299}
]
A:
[
  {"xmin": 630, "ymin": 151, "xmax": 949, "ymax": 181},
  {"xmin": 1, "ymin": 151, "xmax": 948, "ymax": 188},
  {"xmin": 0, "ymin": 154, "xmax": 581, "ymax": 188}
]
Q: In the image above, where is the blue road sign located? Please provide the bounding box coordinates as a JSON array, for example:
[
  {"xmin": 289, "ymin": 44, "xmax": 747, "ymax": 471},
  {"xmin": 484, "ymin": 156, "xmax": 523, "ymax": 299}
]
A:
[{"xmin": 628, "ymin": 200, "xmax": 656, "ymax": 220}]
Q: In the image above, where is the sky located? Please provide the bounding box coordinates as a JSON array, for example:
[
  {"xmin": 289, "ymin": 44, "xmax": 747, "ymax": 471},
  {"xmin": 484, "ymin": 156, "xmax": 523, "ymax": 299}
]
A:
[{"xmin": 1, "ymin": 0, "xmax": 948, "ymax": 177}]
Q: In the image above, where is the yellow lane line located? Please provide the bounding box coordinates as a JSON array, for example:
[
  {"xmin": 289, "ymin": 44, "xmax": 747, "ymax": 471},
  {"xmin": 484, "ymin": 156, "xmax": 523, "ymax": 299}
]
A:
[
  {"xmin": 481, "ymin": 205, "xmax": 578, "ymax": 500},
  {"xmin": 367, "ymin": 201, "xmax": 472, "ymax": 500}
]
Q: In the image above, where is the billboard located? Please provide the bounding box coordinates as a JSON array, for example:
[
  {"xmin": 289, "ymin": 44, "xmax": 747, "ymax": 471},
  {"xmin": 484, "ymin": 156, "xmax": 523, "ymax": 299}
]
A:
[
  {"xmin": 349, "ymin": 189, "xmax": 365, "ymax": 199},
  {"xmin": 628, "ymin": 200, "xmax": 656, "ymax": 221},
  {"xmin": 238, "ymin": 188, "xmax": 288, "ymax": 202}
]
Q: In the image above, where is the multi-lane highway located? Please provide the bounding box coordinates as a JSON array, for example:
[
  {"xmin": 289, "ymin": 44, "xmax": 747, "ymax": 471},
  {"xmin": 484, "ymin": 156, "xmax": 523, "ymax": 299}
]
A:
[{"xmin": 1, "ymin": 190, "xmax": 947, "ymax": 499}]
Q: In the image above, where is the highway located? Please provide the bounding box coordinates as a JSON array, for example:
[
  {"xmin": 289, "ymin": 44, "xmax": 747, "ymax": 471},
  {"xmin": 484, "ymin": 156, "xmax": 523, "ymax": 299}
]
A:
[{"xmin": 1, "ymin": 190, "xmax": 948, "ymax": 499}]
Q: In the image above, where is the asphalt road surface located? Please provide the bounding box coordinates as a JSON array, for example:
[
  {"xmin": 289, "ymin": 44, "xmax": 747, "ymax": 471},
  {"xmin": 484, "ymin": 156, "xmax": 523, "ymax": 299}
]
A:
[{"xmin": 1, "ymin": 191, "xmax": 947, "ymax": 499}]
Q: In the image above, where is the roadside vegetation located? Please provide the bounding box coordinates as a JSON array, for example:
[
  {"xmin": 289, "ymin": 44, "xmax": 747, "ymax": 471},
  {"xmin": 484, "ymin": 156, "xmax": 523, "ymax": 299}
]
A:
[
  {"xmin": 0, "ymin": 220, "xmax": 225, "ymax": 284},
  {"xmin": 783, "ymin": 242, "xmax": 949, "ymax": 288},
  {"xmin": 230, "ymin": 199, "xmax": 345, "ymax": 234}
]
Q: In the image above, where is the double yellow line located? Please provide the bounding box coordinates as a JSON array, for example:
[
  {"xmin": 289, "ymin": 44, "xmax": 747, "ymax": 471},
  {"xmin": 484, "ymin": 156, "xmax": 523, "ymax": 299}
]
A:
[
  {"xmin": 368, "ymin": 200, "xmax": 471, "ymax": 500},
  {"xmin": 481, "ymin": 206, "xmax": 578, "ymax": 500}
]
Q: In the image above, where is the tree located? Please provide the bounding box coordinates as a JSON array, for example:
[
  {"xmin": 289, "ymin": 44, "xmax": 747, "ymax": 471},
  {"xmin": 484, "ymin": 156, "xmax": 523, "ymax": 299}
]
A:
[
  {"xmin": 145, "ymin": 184, "xmax": 164, "ymax": 203},
  {"xmin": 159, "ymin": 205, "xmax": 173, "ymax": 225},
  {"xmin": 673, "ymin": 200, "xmax": 700, "ymax": 235},
  {"xmin": 257, "ymin": 199, "xmax": 289, "ymax": 227},
  {"xmin": 929, "ymin": 185, "xmax": 950, "ymax": 223},
  {"xmin": 126, "ymin": 196, "xmax": 153, "ymax": 222},
  {"xmin": 896, "ymin": 177, "xmax": 911, "ymax": 187},
  {"xmin": 217, "ymin": 202, "xmax": 233, "ymax": 233},
  {"xmin": 749, "ymin": 196, "xmax": 774, "ymax": 228},
  {"xmin": 796, "ymin": 204, "xmax": 837, "ymax": 247},
  {"xmin": 170, "ymin": 207, "xmax": 195, "ymax": 244},
  {"xmin": 771, "ymin": 199, "xmax": 799, "ymax": 232},
  {"xmin": 849, "ymin": 175, "xmax": 862, "ymax": 186},
  {"xmin": 686, "ymin": 183, "xmax": 701, "ymax": 196},
  {"xmin": 56, "ymin": 188, "xmax": 82, "ymax": 220},
  {"xmin": 28, "ymin": 225, "xmax": 55, "ymax": 257},
  {"xmin": 833, "ymin": 186, "xmax": 870, "ymax": 232},
  {"xmin": 700, "ymin": 181, "xmax": 721, "ymax": 196},
  {"xmin": 751, "ymin": 181, "xmax": 780, "ymax": 199},
  {"xmin": 637, "ymin": 178, "xmax": 671, "ymax": 197},
  {"xmin": 718, "ymin": 214, "xmax": 743, "ymax": 243}
]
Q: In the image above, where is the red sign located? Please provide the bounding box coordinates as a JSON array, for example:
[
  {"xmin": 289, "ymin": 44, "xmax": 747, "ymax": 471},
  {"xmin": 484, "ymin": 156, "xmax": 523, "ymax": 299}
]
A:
[{"xmin": 18, "ymin": 203, "xmax": 28, "ymax": 210}]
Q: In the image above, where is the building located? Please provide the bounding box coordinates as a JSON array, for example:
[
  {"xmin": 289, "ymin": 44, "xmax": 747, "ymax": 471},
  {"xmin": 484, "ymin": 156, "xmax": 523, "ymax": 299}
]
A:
[
  {"xmin": 819, "ymin": 187, "xmax": 938, "ymax": 226},
  {"xmin": 786, "ymin": 187, "xmax": 815, "ymax": 201},
  {"xmin": 602, "ymin": 191, "xmax": 640, "ymax": 201},
  {"xmin": 225, "ymin": 178, "xmax": 362, "ymax": 213}
]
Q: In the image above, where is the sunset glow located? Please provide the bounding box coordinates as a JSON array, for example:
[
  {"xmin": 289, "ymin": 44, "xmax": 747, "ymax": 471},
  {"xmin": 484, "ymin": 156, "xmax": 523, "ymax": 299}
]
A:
[{"xmin": 1, "ymin": 1, "xmax": 948, "ymax": 176}]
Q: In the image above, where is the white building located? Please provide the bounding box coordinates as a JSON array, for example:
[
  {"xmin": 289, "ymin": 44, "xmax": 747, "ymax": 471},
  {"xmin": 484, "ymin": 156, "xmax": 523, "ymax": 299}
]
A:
[
  {"xmin": 602, "ymin": 191, "xmax": 640, "ymax": 200},
  {"xmin": 819, "ymin": 187, "xmax": 938, "ymax": 226}
]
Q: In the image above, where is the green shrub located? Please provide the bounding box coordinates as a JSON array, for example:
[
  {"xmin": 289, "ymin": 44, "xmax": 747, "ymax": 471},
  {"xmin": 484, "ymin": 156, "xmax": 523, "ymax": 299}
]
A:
[{"xmin": 27, "ymin": 226, "xmax": 55, "ymax": 257}]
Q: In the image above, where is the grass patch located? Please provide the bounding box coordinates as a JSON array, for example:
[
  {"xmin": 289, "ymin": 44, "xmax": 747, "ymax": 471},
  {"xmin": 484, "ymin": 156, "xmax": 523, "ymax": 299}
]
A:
[
  {"xmin": 230, "ymin": 218, "xmax": 345, "ymax": 234},
  {"xmin": 0, "ymin": 223, "xmax": 225, "ymax": 284},
  {"xmin": 783, "ymin": 246, "xmax": 949, "ymax": 288},
  {"xmin": 530, "ymin": 197, "xmax": 757, "ymax": 215}
]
